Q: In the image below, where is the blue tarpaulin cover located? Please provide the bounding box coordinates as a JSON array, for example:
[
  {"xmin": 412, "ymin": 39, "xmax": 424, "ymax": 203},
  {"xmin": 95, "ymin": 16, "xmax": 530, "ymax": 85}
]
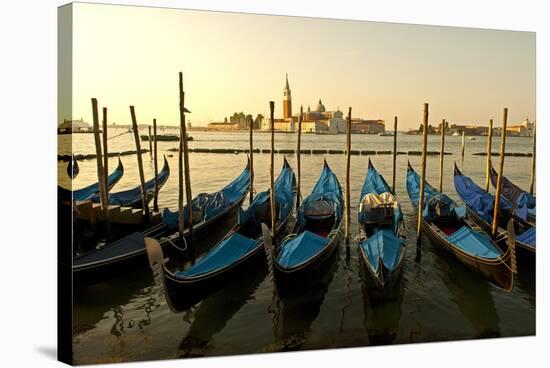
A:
[
  {"xmin": 163, "ymin": 160, "xmax": 250, "ymax": 229},
  {"xmin": 72, "ymin": 159, "xmax": 124, "ymax": 201},
  {"xmin": 277, "ymin": 231, "xmax": 329, "ymax": 268},
  {"xmin": 92, "ymin": 157, "xmax": 170, "ymax": 206},
  {"xmin": 358, "ymin": 161, "xmax": 406, "ymax": 274},
  {"xmin": 277, "ymin": 161, "xmax": 343, "ymax": 269},
  {"xmin": 454, "ymin": 169, "xmax": 516, "ymax": 223},
  {"xmin": 176, "ymin": 233, "xmax": 257, "ymax": 278},
  {"xmin": 360, "ymin": 229, "xmax": 405, "ymax": 272},
  {"xmin": 445, "ymin": 226, "xmax": 503, "ymax": 259},
  {"xmin": 175, "ymin": 161, "xmax": 295, "ymax": 279},
  {"xmin": 516, "ymin": 226, "xmax": 536, "ymax": 247}
]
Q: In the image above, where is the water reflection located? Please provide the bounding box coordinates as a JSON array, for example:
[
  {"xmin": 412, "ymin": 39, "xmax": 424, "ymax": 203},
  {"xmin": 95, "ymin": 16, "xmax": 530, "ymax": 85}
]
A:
[
  {"xmin": 269, "ymin": 245, "xmax": 340, "ymax": 351},
  {"xmin": 177, "ymin": 264, "xmax": 268, "ymax": 358},
  {"xmin": 431, "ymin": 241, "xmax": 501, "ymax": 338}
]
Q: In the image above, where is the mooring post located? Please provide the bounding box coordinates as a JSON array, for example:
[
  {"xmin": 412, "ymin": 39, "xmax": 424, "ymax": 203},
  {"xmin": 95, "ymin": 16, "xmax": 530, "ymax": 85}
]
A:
[
  {"xmin": 296, "ymin": 105, "xmax": 303, "ymax": 208},
  {"xmin": 392, "ymin": 116, "xmax": 397, "ymax": 193},
  {"xmin": 529, "ymin": 121, "xmax": 536, "ymax": 195},
  {"xmin": 130, "ymin": 106, "xmax": 151, "ymax": 220},
  {"xmin": 438, "ymin": 119, "xmax": 445, "ymax": 193},
  {"xmin": 345, "ymin": 107, "xmax": 352, "ymax": 245},
  {"xmin": 417, "ymin": 103, "xmax": 429, "ymax": 243},
  {"xmin": 485, "ymin": 119, "xmax": 494, "ymax": 192},
  {"xmin": 148, "ymin": 125, "xmax": 153, "ymax": 160},
  {"xmin": 492, "ymin": 108, "xmax": 508, "ymax": 238},
  {"xmin": 249, "ymin": 115, "xmax": 254, "ymax": 204},
  {"xmin": 92, "ymin": 99, "xmax": 108, "ymax": 229},
  {"xmin": 269, "ymin": 101, "xmax": 276, "ymax": 241},
  {"xmin": 461, "ymin": 131, "xmax": 465, "ymax": 167},
  {"xmin": 179, "ymin": 72, "xmax": 194, "ymax": 245},
  {"xmin": 153, "ymin": 118, "xmax": 159, "ymax": 213},
  {"xmin": 102, "ymin": 107, "xmax": 110, "ymax": 235}
]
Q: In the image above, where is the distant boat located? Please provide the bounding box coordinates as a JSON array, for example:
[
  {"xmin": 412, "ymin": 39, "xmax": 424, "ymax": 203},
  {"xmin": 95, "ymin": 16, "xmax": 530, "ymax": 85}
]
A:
[
  {"xmin": 140, "ymin": 134, "xmax": 193, "ymax": 142},
  {"xmin": 468, "ymin": 137, "xmax": 476, "ymax": 140},
  {"xmin": 452, "ymin": 132, "xmax": 460, "ymax": 136},
  {"xmin": 378, "ymin": 132, "xmax": 394, "ymax": 136}
]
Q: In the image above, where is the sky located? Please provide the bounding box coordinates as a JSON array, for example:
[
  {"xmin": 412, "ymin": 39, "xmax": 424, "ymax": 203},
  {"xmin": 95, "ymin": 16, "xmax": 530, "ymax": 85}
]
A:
[{"xmin": 62, "ymin": 3, "xmax": 536, "ymax": 130}]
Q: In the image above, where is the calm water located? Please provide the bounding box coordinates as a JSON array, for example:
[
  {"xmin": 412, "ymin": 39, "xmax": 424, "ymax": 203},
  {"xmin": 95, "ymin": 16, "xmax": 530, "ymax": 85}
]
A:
[{"xmin": 61, "ymin": 129, "xmax": 536, "ymax": 364}]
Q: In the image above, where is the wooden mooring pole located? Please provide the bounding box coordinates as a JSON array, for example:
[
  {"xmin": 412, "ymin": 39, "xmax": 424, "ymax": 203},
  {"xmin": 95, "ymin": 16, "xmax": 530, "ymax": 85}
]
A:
[
  {"xmin": 392, "ymin": 116, "xmax": 397, "ymax": 193},
  {"xmin": 461, "ymin": 131, "xmax": 465, "ymax": 167},
  {"xmin": 417, "ymin": 103, "xmax": 429, "ymax": 243},
  {"xmin": 91, "ymin": 98, "xmax": 108, "ymax": 227},
  {"xmin": 438, "ymin": 119, "xmax": 445, "ymax": 193},
  {"xmin": 148, "ymin": 125, "xmax": 153, "ymax": 160},
  {"xmin": 249, "ymin": 115, "xmax": 254, "ymax": 204},
  {"xmin": 344, "ymin": 107, "xmax": 352, "ymax": 245},
  {"xmin": 529, "ymin": 121, "xmax": 536, "ymax": 195},
  {"xmin": 153, "ymin": 118, "xmax": 159, "ymax": 212},
  {"xmin": 296, "ymin": 105, "xmax": 303, "ymax": 207},
  {"xmin": 102, "ymin": 107, "xmax": 110, "ymax": 235},
  {"xmin": 130, "ymin": 106, "xmax": 150, "ymax": 220},
  {"xmin": 179, "ymin": 72, "xmax": 194, "ymax": 244},
  {"xmin": 269, "ymin": 101, "xmax": 276, "ymax": 240},
  {"xmin": 485, "ymin": 119, "xmax": 494, "ymax": 192},
  {"xmin": 492, "ymin": 108, "xmax": 508, "ymax": 238}
]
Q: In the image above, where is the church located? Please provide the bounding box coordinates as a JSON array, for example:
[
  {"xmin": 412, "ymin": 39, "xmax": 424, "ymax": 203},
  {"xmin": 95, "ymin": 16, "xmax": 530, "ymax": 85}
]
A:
[{"xmin": 262, "ymin": 74, "xmax": 385, "ymax": 134}]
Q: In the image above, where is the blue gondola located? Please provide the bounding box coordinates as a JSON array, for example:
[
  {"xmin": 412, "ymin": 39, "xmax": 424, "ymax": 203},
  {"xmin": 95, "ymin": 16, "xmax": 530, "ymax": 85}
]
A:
[
  {"xmin": 358, "ymin": 159, "xmax": 406, "ymax": 295},
  {"xmin": 454, "ymin": 164, "xmax": 535, "ymax": 257},
  {"xmin": 89, "ymin": 156, "xmax": 170, "ymax": 209},
  {"xmin": 407, "ymin": 162, "xmax": 515, "ymax": 290},
  {"xmin": 74, "ymin": 159, "xmax": 251, "ymax": 287},
  {"xmin": 490, "ymin": 165, "xmax": 536, "ymax": 222},
  {"xmin": 272, "ymin": 159, "xmax": 343, "ymax": 291},
  {"xmin": 59, "ymin": 157, "xmax": 124, "ymax": 201},
  {"xmin": 145, "ymin": 158, "xmax": 296, "ymax": 311}
]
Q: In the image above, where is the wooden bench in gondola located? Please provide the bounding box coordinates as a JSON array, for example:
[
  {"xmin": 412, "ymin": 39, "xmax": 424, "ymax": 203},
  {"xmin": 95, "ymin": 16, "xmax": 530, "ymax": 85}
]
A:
[{"xmin": 74, "ymin": 200, "xmax": 162, "ymax": 225}]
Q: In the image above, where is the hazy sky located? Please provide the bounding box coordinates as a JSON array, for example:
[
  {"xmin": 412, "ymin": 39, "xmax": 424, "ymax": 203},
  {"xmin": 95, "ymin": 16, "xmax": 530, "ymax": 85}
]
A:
[{"xmin": 66, "ymin": 3, "xmax": 535, "ymax": 129}]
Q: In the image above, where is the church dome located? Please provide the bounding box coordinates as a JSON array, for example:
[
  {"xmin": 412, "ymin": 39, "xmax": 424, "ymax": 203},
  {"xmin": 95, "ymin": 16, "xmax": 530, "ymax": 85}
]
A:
[{"xmin": 316, "ymin": 99, "xmax": 326, "ymax": 113}]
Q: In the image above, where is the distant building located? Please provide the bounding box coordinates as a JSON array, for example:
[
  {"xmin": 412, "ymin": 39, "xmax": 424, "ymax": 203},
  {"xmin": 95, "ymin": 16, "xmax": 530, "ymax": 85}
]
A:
[
  {"xmin": 506, "ymin": 117, "xmax": 534, "ymax": 137},
  {"xmin": 57, "ymin": 118, "xmax": 92, "ymax": 134},
  {"xmin": 350, "ymin": 119, "xmax": 385, "ymax": 134},
  {"xmin": 283, "ymin": 73, "xmax": 292, "ymax": 119},
  {"xmin": 254, "ymin": 74, "xmax": 383, "ymax": 134},
  {"xmin": 207, "ymin": 121, "xmax": 241, "ymax": 131}
]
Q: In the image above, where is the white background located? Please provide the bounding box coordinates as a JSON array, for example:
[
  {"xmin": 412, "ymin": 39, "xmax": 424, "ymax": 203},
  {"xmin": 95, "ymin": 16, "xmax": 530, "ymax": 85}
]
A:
[{"xmin": 0, "ymin": 0, "xmax": 547, "ymax": 367}]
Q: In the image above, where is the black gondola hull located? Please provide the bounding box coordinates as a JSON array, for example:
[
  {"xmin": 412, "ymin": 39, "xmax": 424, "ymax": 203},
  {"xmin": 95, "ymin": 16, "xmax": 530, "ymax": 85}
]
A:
[{"xmin": 73, "ymin": 195, "xmax": 244, "ymax": 287}]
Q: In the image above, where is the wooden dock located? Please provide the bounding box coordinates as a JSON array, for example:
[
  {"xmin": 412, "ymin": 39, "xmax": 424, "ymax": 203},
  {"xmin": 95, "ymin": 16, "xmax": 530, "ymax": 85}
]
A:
[{"xmin": 75, "ymin": 201, "xmax": 162, "ymax": 225}]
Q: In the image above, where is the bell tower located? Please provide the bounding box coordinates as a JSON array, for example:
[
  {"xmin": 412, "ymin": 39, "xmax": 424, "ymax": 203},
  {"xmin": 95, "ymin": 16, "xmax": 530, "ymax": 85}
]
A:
[{"xmin": 283, "ymin": 73, "xmax": 292, "ymax": 119}]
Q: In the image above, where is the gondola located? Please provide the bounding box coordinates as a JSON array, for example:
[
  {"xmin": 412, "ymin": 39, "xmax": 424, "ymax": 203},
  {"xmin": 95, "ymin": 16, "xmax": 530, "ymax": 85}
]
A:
[
  {"xmin": 490, "ymin": 165, "xmax": 536, "ymax": 222},
  {"xmin": 145, "ymin": 158, "xmax": 296, "ymax": 311},
  {"xmin": 407, "ymin": 162, "xmax": 515, "ymax": 291},
  {"xmin": 73, "ymin": 159, "xmax": 251, "ymax": 287},
  {"xmin": 358, "ymin": 159, "xmax": 406, "ymax": 296},
  {"xmin": 454, "ymin": 164, "xmax": 535, "ymax": 257},
  {"xmin": 59, "ymin": 157, "xmax": 124, "ymax": 201},
  {"xmin": 89, "ymin": 156, "xmax": 170, "ymax": 209},
  {"xmin": 271, "ymin": 159, "xmax": 343, "ymax": 292}
]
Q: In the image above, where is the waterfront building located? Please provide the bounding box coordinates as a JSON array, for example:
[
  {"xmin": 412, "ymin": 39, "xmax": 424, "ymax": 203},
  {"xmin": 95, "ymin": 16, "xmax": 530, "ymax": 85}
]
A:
[{"xmin": 57, "ymin": 118, "xmax": 92, "ymax": 134}]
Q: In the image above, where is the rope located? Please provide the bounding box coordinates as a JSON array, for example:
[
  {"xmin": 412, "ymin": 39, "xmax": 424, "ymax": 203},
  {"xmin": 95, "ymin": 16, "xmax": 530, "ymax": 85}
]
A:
[
  {"xmin": 164, "ymin": 235, "xmax": 188, "ymax": 252},
  {"xmin": 108, "ymin": 129, "xmax": 133, "ymax": 140}
]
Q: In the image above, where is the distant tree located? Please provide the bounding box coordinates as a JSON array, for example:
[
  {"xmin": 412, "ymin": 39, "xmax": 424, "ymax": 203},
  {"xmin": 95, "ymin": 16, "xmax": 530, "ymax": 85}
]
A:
[{"xmin": 254, "ymin": 114, "xmax": 264, "ymax": 129}]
